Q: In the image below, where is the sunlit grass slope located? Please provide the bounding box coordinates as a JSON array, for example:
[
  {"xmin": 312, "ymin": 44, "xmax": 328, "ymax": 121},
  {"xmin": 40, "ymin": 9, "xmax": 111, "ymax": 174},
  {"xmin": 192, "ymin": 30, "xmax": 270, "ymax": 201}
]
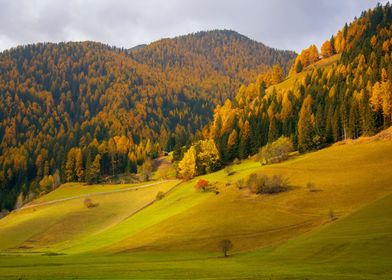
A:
[
  {"xmin": 58, "ymin": 179, "xmax": 213, "ymax": 254},
  {"xmin": 105, "ymin": 138, "xmax": 392, "ymax": 253},
  {"xmin": 1, "ymin": 190, "xmax": 391, "ymax": 279},
  {"xmin": 0, "ymin": 138, "xmax": 391, "ymax": 256},
  {"xmin": 0, "ymin": 180, "xmax": 179, "ymax": 252},
  {"xmin": 33, "ymin": 181, "xmax": 158, "ymax": 203},
  {"xmin": 265, "ymin": 191, "xmax": 392, "ymax": 266}
]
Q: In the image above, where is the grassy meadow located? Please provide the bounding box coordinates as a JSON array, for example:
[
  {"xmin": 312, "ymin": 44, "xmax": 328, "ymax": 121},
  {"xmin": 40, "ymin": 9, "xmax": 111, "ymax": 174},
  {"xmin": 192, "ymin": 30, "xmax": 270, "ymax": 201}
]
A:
[{"xmin": 0, "ymin": 134, "xmax": 391, "ymax": 279}]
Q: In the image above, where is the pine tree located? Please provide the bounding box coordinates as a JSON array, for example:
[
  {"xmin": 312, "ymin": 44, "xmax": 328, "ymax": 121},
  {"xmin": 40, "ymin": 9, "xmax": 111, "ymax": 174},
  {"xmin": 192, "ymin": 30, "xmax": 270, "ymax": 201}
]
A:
[
  {"xmin": 88, "ymin": 154, "xmax": 101, "ymax": 184},
  {"xmin": 268, "ymin": 116, "xmax": 278, "ymax": 143},
  {"xmin": 227, "ymin": 129, "xmax": 238, "ymax": 160},
  {"xmin": 297, "ymin": 96, "xmax": 315, "ymax": 151},
  {"xmin": 296, "ymin": 60, "xmax": 303, "ymax": 73},
  {"xmin": 330, "ymin": 35, "xmax": 336, "ymax": 54},
  {"xmin": 348, "ymin": 98, "xmax": 361, "ymax": 138},
  {"xmin": 239, "ymin": 120, "xmax": 251, "ymax": 159},
  {"xmin": 65, "ymin": 150, "xmax": 76, "ymax": 182},
  {"xmin": 75, "ymin": 149, "xmax": 84, "ymax": 182}
]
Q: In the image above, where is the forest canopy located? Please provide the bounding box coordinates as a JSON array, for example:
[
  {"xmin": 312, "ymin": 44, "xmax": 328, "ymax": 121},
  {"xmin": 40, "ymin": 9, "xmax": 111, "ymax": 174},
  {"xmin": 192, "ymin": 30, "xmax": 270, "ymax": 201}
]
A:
[{"xmin": 0, "ymin": 30, "xmax": 295, "ymax": 210}]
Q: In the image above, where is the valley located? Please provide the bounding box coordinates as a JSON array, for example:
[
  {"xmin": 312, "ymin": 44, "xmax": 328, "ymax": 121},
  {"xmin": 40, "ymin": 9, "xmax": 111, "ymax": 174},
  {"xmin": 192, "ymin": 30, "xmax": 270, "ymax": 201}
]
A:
[
  {"xmin": 0, "ymin": 131, "xmax": 391, "ymax": 279},
  {"xmin": 1, "ymin": 2, "xmax": 392, "ymax": 279}
]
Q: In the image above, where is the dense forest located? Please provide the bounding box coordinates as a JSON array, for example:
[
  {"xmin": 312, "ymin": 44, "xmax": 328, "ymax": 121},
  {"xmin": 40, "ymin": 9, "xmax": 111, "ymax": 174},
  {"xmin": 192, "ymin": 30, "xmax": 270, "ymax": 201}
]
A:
[
  {"xmin": 3, "ymin": 2, "xmax": 392, "ymax": 210},
  {"xmin": 177, "ymin": 3, "xmax": 392, "ymax": 178},
  {"xmin": 0, "ymin": 30, "xmax": 295, "ymax": 210}
]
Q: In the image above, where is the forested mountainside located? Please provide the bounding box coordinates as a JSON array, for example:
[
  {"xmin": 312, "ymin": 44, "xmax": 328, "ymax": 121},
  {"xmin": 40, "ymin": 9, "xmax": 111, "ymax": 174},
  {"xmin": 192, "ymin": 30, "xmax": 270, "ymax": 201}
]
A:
[
  {"xmin": 130, "ymin": 30, "xmax": 295, "ymax": 95},
  {"xmin": 177, "ymin": 3, "xmax": 392, "ymax": 178},
  {"xmin": 0, "ymin": 30, "xmax": 295, "ymax": 210}
]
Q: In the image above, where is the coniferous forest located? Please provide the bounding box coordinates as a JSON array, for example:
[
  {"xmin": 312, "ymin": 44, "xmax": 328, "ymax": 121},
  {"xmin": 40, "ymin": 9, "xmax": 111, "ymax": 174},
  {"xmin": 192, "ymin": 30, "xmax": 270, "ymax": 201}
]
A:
[
  {"xmin": 0, "ymin": 31, "xmax": 295, "ymax": 210},
  {"xmin": 178, "ymin": 4, "xmax": 392, "ymax": 178}
]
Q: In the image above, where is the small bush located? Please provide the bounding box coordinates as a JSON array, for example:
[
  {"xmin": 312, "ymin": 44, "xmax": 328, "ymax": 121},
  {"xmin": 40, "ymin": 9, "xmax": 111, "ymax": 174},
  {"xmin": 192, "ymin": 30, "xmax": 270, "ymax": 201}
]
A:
[
  {"xmin": 247, "ymin": 173, "xmax": 289, "ymax": 194},
  {"xmin": 246, "ymin": 173, "xmax": 259, "ymax": 192},
  {"xmin": 235, "ymin": 178, "xmax": 245, "ymax": 189},
  {"xmin": 265, "ymin": 175, "xmax": 289, "ymax": 194},
  {"xmin": 156, "ymin": 191, "xmax": 165, "ymax": 200},
  {"xmin": 137, "ymin": 160, "xmax": 153, "ymax": 181},
  {"xmin": 307, "ymin": 182, "xmax": 317, "ymax": 192},
  {"xmin": 195, "ymin": 179, "xmax": 210, "ymax": 192},
  {"xmin": 259, "ymin": 137, "xmax": 294, "ymax": 165},
  {"xmin": 84, "ymin": 198, "xmax": 97, "ymax": 208},
  {"xmin": 329, "ymin": 208, "xmax": 337, "ymax": 221},
  {"xmin": 225, "ymin": 166, "xmax": 235, "ymax": 176}
]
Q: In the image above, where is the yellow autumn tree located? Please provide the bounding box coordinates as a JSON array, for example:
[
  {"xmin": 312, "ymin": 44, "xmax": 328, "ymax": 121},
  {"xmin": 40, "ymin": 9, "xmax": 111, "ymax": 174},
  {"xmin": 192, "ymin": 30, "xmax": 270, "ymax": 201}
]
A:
[
  {"xmin": 371, "ymin": 81, "xmax": 392, "ymax": 125},
  {"xmin": 197, "ymin": 139, "xmax": 221, "ymax": 173},
  {"xmin": 297, "ymin": 95, "xmax": 315, "ymax": 151},
  {"xmin": 320, "ymin": 40, "xmax": 333, "ymax": 58},
  {"xmin": 271, "ymin": 64, "xmax": 284, "ymax": 85},
  {"xmin": 289, "ymin": 45, "xmax": 319, "ymax": 75},
  {"xmin": 177, "ymin": 146, "xmax": 197, "ymax": 180}
]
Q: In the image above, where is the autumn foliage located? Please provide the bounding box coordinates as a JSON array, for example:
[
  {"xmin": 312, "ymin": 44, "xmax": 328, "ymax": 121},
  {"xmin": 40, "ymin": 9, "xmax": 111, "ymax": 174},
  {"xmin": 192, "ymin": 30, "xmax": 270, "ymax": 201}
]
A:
[
  {"xmin": 195, "ymin": 179, "xmax": 209, "ymax": 192},
  {"xmin": 0, "ymin": 31, "xmax": 295, "ymax": 210},
  {"xmin": 196, "ymin": 4, "xmax": 392, "ymax": 168}
]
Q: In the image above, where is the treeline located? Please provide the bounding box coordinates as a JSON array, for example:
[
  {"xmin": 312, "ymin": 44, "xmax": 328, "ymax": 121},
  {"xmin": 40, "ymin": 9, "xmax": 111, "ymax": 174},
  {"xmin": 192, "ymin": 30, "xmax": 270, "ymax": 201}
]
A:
[
  {"xmin": 178, "ymin": 3, "xmax": 392, "ymax": 176},
  {"xmin": 64, "ymin": 137, "xmax": 158, "ymax": 184},
  {"xmin": 0, "ymin": 31, "xmax": 295, "ymax": 210}
]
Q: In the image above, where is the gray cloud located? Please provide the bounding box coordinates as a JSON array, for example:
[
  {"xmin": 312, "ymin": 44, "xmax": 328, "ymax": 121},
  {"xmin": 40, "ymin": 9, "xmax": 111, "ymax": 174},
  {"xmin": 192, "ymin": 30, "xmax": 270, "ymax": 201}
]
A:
[{"xmin": 0, "ymin": 0, "xmax": 388, "ymax": 53}]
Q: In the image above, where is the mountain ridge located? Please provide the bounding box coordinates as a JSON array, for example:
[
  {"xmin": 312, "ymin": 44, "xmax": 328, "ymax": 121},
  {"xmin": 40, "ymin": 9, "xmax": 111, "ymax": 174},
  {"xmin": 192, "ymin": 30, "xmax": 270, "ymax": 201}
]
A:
[{"xmin": 0, "ymin": 30, "xmax": 295, "ymax": 210}]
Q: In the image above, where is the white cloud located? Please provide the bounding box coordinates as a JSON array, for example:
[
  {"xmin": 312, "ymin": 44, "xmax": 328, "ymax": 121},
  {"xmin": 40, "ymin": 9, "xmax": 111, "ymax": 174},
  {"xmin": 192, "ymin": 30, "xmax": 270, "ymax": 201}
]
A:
[{"xmin": 0, "ymin": 0, "xmax": 387, "ymax": 52}]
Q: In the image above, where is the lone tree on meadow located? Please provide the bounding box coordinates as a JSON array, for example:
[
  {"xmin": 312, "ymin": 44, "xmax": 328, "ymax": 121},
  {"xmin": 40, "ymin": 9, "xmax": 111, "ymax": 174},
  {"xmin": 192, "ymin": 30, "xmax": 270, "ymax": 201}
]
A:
[{"xmin": 219, "ymin": 239, "xmax": 233, "ymax": 257}]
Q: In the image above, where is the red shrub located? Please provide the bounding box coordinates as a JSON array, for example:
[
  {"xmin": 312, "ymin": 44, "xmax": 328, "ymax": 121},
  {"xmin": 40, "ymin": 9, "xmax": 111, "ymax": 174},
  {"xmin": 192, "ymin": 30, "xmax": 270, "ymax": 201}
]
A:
[{"xmin": 195, "ymin": 179, "xmax": 209, "ymax": 191}]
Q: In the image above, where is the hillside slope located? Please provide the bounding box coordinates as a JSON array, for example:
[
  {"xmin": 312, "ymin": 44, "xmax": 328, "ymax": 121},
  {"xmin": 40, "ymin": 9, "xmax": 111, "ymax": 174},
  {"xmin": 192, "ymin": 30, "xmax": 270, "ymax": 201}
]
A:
[
  {"xmin": 0, "ymin": 136, "xmax": 391, "ymax": 279},
  {"xmin": 131, "ymin": 30, "xmax": 295, "ymax": 83},
  {"xmin": 0, "ymin": 180, "xmax": 179, "ymax": 251},
  {"xmin": 0, "ymin": 31, "xmax": 296, "ymax": 211},
  {"xmin": 104, "ymin": 136, "xmax": 392, "ymax": 253},
  {"xmin": 1, "ymin": 131, "xmax": 391, "ymax": 255},
  {"xmin": 202, "ymin": 4, "xmax": 392, "ymax": 171}
]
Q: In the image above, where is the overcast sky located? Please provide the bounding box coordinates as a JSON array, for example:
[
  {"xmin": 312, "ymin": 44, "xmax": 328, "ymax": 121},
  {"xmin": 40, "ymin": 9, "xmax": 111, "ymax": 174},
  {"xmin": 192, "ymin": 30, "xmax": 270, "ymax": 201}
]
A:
[{"xmin": 0, "ymin": 0, "xmax": 388, "ymax": 53}]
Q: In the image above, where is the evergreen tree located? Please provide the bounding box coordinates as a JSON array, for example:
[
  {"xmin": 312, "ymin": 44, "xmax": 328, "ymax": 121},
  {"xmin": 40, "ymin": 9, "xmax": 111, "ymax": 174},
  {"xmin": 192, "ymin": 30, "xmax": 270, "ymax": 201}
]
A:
[
  {"xmin": 88, "ymin": 154, "xmax": 101, "ymax": 184},
  {"xmin": 65, "ymin": 150, "xmax": 76, "ymax": 182},
  {"xmin": 297, "ymin": 96, "xmax": 315, "ymax": 151},
  {"xmin": 226, "ymin": 129, "xmax": 238, "ymax": 160},
  {"xmin": 239, "ymin": 120, "xmax": 251, "ymax": 159},
  {"xmin": 75, "ymin": 149, "xmax": 84, "ymax": 182},
  {"xmin": 296, "ymin": 60, "xmax": 303, "ymax": 73}
]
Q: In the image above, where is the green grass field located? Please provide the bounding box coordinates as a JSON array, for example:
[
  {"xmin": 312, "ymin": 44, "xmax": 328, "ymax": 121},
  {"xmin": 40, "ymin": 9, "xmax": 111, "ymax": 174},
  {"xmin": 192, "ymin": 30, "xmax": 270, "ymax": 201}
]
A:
[
  {"xmin": 0, "ymin": 180, "xmax": 180, "ymax": 252},
  {"xmin": 0, "ymin": 191, "xmax": 391, "ymax": 279},
  {"xmin": 0, "ymin": 132, "xmax": 391, "ymax": 279}
]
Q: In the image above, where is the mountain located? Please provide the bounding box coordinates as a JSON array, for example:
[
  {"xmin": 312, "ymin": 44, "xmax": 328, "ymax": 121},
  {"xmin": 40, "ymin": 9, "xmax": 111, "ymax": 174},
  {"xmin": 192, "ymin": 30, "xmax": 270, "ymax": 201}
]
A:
[
  {"xmin": 0, "ymin": 31, "xmax": 296, "ymax": 210},
  {"xmin": 130, "ymin": 30, "xmax": 295, "ymax": 91},
  {"xmin": 183, "ymin": 3, "xmax": 392, "ymax": 168},
  {"xmin": 1, "ymin": 3, "xmax": 392, "ymax": 280},
  {"xmin": 128, "ymin": 44, "xmax": 147, "ymax": 52}
]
